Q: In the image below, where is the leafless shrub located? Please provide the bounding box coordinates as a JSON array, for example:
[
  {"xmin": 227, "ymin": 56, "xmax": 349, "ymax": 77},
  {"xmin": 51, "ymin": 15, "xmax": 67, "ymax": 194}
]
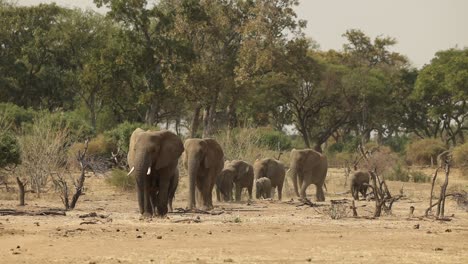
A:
[
  {"xmin": 16, "ymin": 116, "xmax": 69, "ymax": 197},
  {"xmin": 52, "ymin": 140, "xmax": 91, "ymax": 210}
]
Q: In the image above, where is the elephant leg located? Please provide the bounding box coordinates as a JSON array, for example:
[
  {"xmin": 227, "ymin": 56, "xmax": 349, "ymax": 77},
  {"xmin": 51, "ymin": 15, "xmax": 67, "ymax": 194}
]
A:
[
  {"xmin": 277, "ymin": 183, "xmax": 283, "ymax": 201},
  {"xmin": 150, "ymin": 175, "xmax": 158, "ymax": 213},
  {"xmin": 156, "ymin": 170, "xmax": 171, "ymax": 217},
  {"xmin": 206, "ymin": 172, "xmax": 216, "ymax": 209},
  {"xmin": 351, "ymin": 185, "xmax": 358, "ymax": 200},
  {"xmin": 216, "ymin": 186, "xmax": 221, "ymax": 202},
  {"xmin": 298, "ymin": 175, "xmax": 304, "ymax": 192},
  {"xmin": 248, "ymin": 184, "xmax": 253, "ymax": 200},
  {"xmin": 143, "ymin": 174, "xmax": 154, "ymax": 217},
  {"xmin": 291, "ymin": 172, "xmax": 300, "ymax": 197},
  {"xmin": 299, "ymin": 181, "xmax": 309, "ymax": 200},
  {"xmin": 235, "ymin": 184, "xmax": 242, "ymax": 202},
  {"xmin": 316, "ymin": 184, "xmax": 325, "ymax": 202},
  {"xmin": 362, "ymin": 186, "xmax": 368, "ymax": 199}
]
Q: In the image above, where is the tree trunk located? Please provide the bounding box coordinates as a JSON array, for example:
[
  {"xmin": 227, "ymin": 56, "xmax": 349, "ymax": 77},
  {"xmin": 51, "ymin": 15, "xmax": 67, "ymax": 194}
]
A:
[
  {"xmin": 145, "ymin": 99, "xmax": 158, "ymax": 125},
  {"xmin": 16, "ymin": 177, "xmax": 25, "ymax": 206},
  {"xmin": 190, "ymin": 105, "xmax": 202, "ymax": 138},
  {"xmin": 227, "ymin": 102, "xmax": 237, "ymax": 131},
  {"xmin": 203, "ymin": 104, "xmax": 216, "ymax": 138},
  {"xmin": 89, "ymin": 92, "xmax": 97, "ymax": 131}
]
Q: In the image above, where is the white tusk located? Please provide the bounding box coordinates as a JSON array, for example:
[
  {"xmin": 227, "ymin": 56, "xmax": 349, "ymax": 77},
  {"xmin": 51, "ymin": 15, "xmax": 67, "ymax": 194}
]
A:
[
  {"xmin": 127, "ymin": 167, "xmax": 135, "ymax": 176},
  {"xmin": 147, "ymin": 167, "xmax": 152, "ymax": 175}
]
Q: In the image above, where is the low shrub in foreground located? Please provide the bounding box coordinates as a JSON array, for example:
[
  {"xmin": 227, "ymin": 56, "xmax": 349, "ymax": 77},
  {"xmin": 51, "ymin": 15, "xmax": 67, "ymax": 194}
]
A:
[{"xmin": 106, "ymin": 169, "xmax": 135, "ymax": 191}]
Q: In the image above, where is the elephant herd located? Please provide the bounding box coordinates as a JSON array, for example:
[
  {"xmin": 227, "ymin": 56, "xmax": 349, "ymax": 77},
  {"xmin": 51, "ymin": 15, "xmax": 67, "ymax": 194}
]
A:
[{"xmin": 127, "ymin": 128, "xmax": 369, "ymax": 217}]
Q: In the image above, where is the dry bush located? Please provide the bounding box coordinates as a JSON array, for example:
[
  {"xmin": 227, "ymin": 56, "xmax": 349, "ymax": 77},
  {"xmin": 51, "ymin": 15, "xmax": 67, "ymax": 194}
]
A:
[
  {"xmin": 363, "ymin": 146, "xmax": 399, "ymax": 175},
  {"xmin": 68, "ymin": 134, "xmax": 116, "ymax": 171},
  {"xmin": 453, "ymin": 143, "xmax": 468, "ymax": 173},
  {"xmin": 406, "ymin": 138, "xmax": 447, "ymax": 166},
  {"xmin": 216, "ymin": 128, "xmax": 283, "ymax": 164},
  {"xmin": 17, "ymin": 116, "xmax": 69, "ymax": 196}
]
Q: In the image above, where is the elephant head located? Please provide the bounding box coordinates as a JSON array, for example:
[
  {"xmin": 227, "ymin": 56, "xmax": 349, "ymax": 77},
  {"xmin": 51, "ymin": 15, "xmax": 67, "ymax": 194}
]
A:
[{"xmin": 127, "ymin": 128, "xmax": 184, "ymax": 216}]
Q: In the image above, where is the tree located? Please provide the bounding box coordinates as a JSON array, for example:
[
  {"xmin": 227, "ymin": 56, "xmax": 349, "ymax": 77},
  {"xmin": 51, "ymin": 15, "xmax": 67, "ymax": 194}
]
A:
[
  {"xmin": 413, "ymin": 48, "xmax": 468, "ymax": 146},
  {"xmin": 0, "ymin": 3, "xmax": 74, "ymax": 109},
  {"xmin": 94, "ymin": 0, "xmax": 191, "ymax": 125}
]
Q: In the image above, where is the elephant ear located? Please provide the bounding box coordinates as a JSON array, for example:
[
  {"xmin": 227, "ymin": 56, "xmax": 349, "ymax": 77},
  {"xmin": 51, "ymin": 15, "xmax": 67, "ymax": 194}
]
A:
[
  {"xmin": 203, "ymin": 139, "xmax": 222, "ymax": 169},
  {"xmin": 154, "ymin": 130, "xmax": 184, "ymax": 169}
]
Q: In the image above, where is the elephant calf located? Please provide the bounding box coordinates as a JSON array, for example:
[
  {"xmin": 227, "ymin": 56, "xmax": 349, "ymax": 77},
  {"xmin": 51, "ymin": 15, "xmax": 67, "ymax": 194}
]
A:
[
  {"xmin": 351, "ymin": 171, "xmax": 369, "ymax": 200},
  {"xmin": 255, "ymin": 177, "xmax": 272, "ymax": 199},
  {"xmin": 217, "ymin": 160, "xmax": 254, "ymax": 202}
]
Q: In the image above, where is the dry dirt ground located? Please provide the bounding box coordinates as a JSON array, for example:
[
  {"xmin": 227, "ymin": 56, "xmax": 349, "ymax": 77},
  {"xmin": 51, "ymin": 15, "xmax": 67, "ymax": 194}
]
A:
[{"xmin": 0, "ymin": 168, "xmax": 467, "ymax": 264}]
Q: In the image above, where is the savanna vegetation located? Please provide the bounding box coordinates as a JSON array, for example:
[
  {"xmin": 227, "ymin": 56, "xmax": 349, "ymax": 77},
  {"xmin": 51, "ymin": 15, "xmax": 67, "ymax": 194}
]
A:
[{"xmin": 0, "ymin": 0, "xmax": 467, "ymax": 198}]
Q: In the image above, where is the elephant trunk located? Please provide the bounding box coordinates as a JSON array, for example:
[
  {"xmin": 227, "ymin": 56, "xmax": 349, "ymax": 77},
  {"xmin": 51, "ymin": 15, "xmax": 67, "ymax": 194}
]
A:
[
  {"xmin": 134, "ymin": 153, "xmax": 154, "ymax": 216},
  {"xmin": 187, "ymin": 153, "xmax": 200, "ymax": 209}
]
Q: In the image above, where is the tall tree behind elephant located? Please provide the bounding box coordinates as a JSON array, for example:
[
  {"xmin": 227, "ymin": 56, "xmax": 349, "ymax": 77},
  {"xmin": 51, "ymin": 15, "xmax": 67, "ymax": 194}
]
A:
[
  {"xmin": 350, "ymin": 171, "xmax": 369, "ymax": 200},
  {"xmin": 218, "ymin": 160, "xmax": 254, "ymax": 202},
  {"xmin": 289, "ymin": 149, "xmax": 328, "ymax": 202},
  {"xmin": 127, "ymin": 129, "xmax": 184, "ymax": 217},
  {"xmin": 253, "ymin": 158, "xmax": 285, "ymax": 200},
  {"xmin": 183, "ymin": 138, "xmax": 224, "ymax": 210}
]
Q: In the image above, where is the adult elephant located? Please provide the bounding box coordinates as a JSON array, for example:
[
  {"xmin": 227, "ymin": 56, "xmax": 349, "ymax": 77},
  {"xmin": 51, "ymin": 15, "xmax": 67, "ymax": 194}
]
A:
[
  {"xmin": 253, "ymin": 158, "xmax": 285, "ymax": 200},
  {"xmin": 217, "ymin": 160, "xmax": 254, "ymax": 202},
  {"xmin": 183, "ymin": 138, "xmax": 224, "ymax": 210},
  {"xmin": 350, "ymin": 171, "xmax": 369, "ymax": 200},
  {"xmin": 127, "ymin": 128, "xmax": 183, "ymax": 217},
  {"xmin": 289, "ymin": 149, "xmax": 328, "ymax": 202}
]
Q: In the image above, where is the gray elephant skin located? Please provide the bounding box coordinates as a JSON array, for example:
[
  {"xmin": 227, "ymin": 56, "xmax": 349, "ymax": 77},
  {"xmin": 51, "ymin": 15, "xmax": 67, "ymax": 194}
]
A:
[
  {"xmin": 216, "ymin": 160, "xmax": 254, "ymax": 202},
  {"xmin": 255, "ymin": 177, "xmax": 272, "ymax": 199},
  {"xmin": 183, "ymin": 138, "xmax": 224, "ymax": 210},
  {"xmin": 351, "ymin": 171, "xmax": 369, "ymax": 200},
  {"xmin": 253, "ymin": 158, "xmax": 285, "ymax": 200},
  {"xmin": 289, "ymin": 149, "xmax": 328, "ymax": 201},
  {"xmin": 127, "ymin": 128, "xmax": 184, "ymax": 217}
]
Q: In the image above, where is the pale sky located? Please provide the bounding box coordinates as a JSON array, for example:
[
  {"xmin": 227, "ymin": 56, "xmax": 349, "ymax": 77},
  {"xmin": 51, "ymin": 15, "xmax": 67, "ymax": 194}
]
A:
[{"xmin": 15, "ymin": 0, "xmax": 468, "ymax": 68}]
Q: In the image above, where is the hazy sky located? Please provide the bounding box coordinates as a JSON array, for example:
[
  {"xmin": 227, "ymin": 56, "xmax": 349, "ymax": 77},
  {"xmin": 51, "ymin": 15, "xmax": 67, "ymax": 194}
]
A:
[{"xmin": 15, "ymin": 0, "xmax": 468, "ymax": 68}]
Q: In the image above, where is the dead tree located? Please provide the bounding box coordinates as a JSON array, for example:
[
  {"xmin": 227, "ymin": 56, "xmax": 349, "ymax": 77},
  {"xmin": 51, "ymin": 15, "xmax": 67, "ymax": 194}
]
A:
[
  {"xmin": 358, "ymin": 145, "xmax": 402, "ymax": 217},
  {"xmin": 426, "ymin": 151, "xmax": 452, "ymax": 218},
  {"xmin": 54, "ymin": 140, "xmax": 91, "ymax": 210}
]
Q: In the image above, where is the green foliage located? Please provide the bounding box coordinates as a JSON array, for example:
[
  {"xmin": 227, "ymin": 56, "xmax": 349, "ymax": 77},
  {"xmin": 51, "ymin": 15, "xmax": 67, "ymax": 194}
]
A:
[
  {"xmin": 104, "ymin": 122, "xmax": 158, "ymax": 153},
  {"xmin": 106, "ymin": 169, "xmax": 135, "ymax": 191},
  {"xmin": 413, "ymin": 48, "xmax": 468, "ymax": 146},
  {"xmin": 384, "ymin": 164, "xmax": 410, "ymax": 182},
  {"xmin": 0, "ymin": 132, "xmax": 21, "ymax": 167},
  {"xmin": 0, "ymin": 103, "xmax": 34, "ymax": 128},
  {"xmin": 256, "ymin": 128, "xmax": 292, "ymax": 151},
  {"xmin": 453, "ymin": 143, "xmax": 468, "ymax": 168},
  {"xmin": 406, "ymin": 138, "xmax": 446, "ymax": 165},
  {"xmin": 382, "ymin": 135, "xmax": 409, "ymax": 153},
  {"xmin": 411, "ymin": 171, "xmax": 431, "ymax": 183}
]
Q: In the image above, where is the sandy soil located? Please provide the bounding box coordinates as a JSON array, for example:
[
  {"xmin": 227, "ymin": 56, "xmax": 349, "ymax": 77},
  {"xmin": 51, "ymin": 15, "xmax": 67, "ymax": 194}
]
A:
[{"xmin": 0, "ymin": 168, "xmax": 467, "ymax": 264}]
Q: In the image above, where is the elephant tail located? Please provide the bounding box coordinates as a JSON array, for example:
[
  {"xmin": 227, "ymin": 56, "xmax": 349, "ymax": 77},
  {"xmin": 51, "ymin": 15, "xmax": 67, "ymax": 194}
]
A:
[{"xmin": 323, "ymin": 182, "xmax": 328, "ymax": 192}]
